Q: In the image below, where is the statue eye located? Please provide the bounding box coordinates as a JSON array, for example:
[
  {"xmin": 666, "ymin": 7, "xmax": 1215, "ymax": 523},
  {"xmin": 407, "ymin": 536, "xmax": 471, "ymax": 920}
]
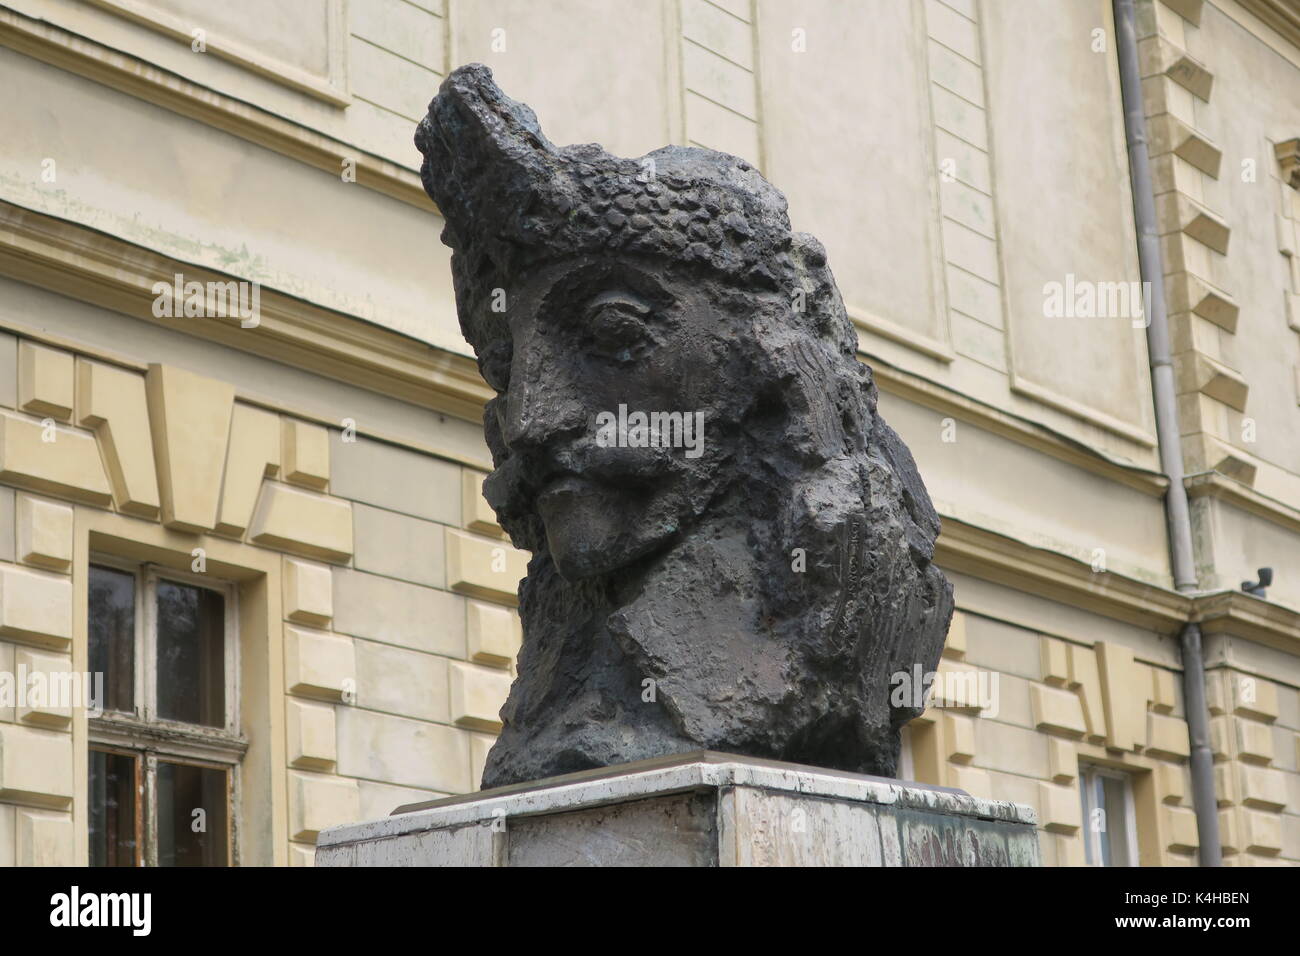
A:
[{"xmin": 586, "ymin": 292, "xmax": 652, "ymax": 362}]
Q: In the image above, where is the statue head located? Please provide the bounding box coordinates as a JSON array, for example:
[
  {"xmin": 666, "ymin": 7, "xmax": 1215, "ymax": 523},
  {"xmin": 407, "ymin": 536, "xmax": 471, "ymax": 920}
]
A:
[{"xmin": 417, "ymin": 65, "xmax": 953, "ymax": 788}]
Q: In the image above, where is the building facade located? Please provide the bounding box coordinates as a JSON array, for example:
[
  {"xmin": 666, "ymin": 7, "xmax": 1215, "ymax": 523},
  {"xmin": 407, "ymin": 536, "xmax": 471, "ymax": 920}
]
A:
[{"xmin": 0, "ymin": 0, "xmax": 1298, "ymax": 866}]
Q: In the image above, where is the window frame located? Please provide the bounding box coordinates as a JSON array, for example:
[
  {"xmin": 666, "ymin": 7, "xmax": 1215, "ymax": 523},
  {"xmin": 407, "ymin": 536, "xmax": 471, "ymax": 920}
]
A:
[
  {"xmin": 898, "ymin": 723, "xmax": 916, "ymax": 782},
  {"xmin": 88, "ymin": 553, "xmax": 246, "ymax": 867},
  {"xmin": 143, "ymin": 562, "xmax": 240, "ymax": 735},
  {"xmin": 87, "ymin": 743, "xmax": 145, "ymax": 868},
  {"xmin": 1079, "ymin": 763, "xmax": 1140, "ymax": 867}
]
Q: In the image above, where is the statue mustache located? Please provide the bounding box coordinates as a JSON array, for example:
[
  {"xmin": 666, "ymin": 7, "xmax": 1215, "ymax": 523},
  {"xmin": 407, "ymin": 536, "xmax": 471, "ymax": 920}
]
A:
[{"xmin": 490, "ymin": 440, "xmax": 681, "ymax": 506}]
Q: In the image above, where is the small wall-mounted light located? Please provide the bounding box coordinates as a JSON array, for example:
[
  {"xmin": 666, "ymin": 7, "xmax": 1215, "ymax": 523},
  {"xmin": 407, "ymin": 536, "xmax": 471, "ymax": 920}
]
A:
[{"xmin": 1241, "ymin": 567, "xmax": 1273, "ymax": 598}]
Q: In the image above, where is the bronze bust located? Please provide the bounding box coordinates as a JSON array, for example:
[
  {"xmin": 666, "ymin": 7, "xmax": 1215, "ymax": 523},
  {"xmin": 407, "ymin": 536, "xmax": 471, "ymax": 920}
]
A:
[{"xmin": 416, "ymin": 64, "xmax": 953, "ymax": 789}]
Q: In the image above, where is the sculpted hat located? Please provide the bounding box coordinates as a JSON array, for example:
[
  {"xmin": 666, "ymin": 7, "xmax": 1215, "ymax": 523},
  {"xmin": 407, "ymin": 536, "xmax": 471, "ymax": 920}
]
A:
[{"xmin": 414, "ymin": 64, "xmax": 809, "ymax": 328}]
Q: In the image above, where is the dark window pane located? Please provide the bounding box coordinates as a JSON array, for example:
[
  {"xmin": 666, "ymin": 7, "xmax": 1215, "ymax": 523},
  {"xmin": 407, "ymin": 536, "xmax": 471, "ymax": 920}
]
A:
[
  {"xmin": 1102, "ymin": 775, "xmax": 1130, "ymax": 866},
  {"xmin": 157, "ymin": 762, "xmax": 228, "ymax": 867},
  {"xmin": 155, "ymin": 580, "xmax": 225, "ymax": 727},
  {"xmin": 89, "ymin": 750, "xmax": 137, "ymax": 867},
  {"xmin": 1095, "ymin": 776, "xmax": 1112, "ymax": 866},
  {"xmin": 88, "ymin": 565, "xmax": 135, "ymax": 714}
]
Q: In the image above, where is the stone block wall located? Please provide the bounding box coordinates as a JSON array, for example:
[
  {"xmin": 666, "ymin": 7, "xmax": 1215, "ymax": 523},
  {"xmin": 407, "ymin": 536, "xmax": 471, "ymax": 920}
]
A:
[
  {"xmin": 0, "ymin": 329, "xmax": 528, "ymax": 865},
  {"xmin": 908, "ymin": 596, "xmax": 1300, "ymax": 867}
]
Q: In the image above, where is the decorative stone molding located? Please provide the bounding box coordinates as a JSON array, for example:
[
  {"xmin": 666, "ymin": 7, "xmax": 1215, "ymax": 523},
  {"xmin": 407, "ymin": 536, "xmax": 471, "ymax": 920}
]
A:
[
  {"xmin": 1096, "ymin": 642, "xmax": 1148, "ymax": 751},
  {"xmin": 1278, "ymin": 138, "xmax": 1300, "ymax": 189},
  {"xmin": 145, "ymin": 363, "xmax": 235, "ymax": 532},
  {"xmin": 0, "ymin": 562, "xmax": 73, "ymax": 650},
  {"xmin": 937, "ymin": 516, "xmax": 1190, "ymax": 632},
  {"xmin": 0, "ymin": 724, "xmax": 74, "ymax": 808},
  {"xmin": 1032, "ymin": 637, "xmax": 1181, "ymax": 756},
  {"xmin": 215, "ymin": 404, "xmax": 280, "ymax": 537},
  {"xmin": 1165, "ymin": 805, "xmax": 1200, "ymax": 852},
  {"xmin": 1069, "ymin": 642, "xmax": 1106, "ymax": 744},
  {"xmin": 1139, "ymin": 3, "xmax": 1253, "ymax": 490},
  {"xmin": 941, "ymin": 713, "xmax": 977, "ymax": 764},
  {"xmin": 1027, "ymin": 633, "xmax": 1207, "ymax": 863},
  {"xmin": 1155, "ymin": 763, "xmax": 1185, "ymax": 803},
  {"xmin": 13, "ymin": 809, "xmax": 74, "ymax": 866},
  {"xmin": 1138, "ymin": 33, "xmax": 1214, "ymax": 100},
  {"xmin": 30, "ymin": 354, "xmax": 360, "ymax": 562},
  {"xmin": 902, "ymin": 611, "xmax": 1267, "ymax": 866},
  {"xmin": 281, "ymin": 419, "xmax": 330, "ymax": 491},
  {"xmin": 1177, "ymin": 352, "xmax": 1250, "ymax": 412},
  {"xmin": 1161, "ymin": 0, "xmax": 1204, "ymax": 27},
  {"xmin": 1201, "ymin": 669, "xmax": 1288, "ymax": 862},
  {"xmin": 942, "ymin": 610, "xmax": 967, "ymax": 660},
  {"xmin": 2, "ymin": 198, "xmax": 1176, "ymax": 499},
  {"xmin": 0, "ymin": 412, "xmax": 113, "ymax": 507},
  {"xmin": 444, "ymin": 528, "xmax": 528, "ymax": 606},
  {"xmin": 0, "ymin": 202, "xmax": 488, "ymax": 424},
  {"xmin": 1030, "ymin": 682, "xmax": 1087, "ymax": 738},
  {"xmin": 465, "ymin": 600, "xmax": 521, "ymax": 668},
  {"xmin": 1238, "ymin": 0, "xmax": 1300, "ymax": 51},
  {"xmin": 76, "ymin": 359, "xmax": 160, "ymax": 518},
  {"xmin": 282, "ymin": 558, "xmax": 334, "ymax": 627},
  {"xmin": 1165, "ymin": 271, "xmax": 1238, "ymax": 333},
  {"xmin": 1150, "ymin": 667, "xmax": 1178, "ymax": 714},
  {"xmin": 288, "ymin": 770, "xmax": 359, "ymax": 844},
  {"xmin": 1037, "ymin": 780, "xmax": 1083, "ymax": 835},
  {"xmin": 448, "ymin": 661, "xmax": 512, "ymax": 733},
  {"xmin": 14, "ymin": 494, "xmax": 73, "ymax": 573},
  {"xmin": 284, "ymin": 625, "xmax": 355, "ymax": 703},
  {"xmin": 1047, "ymin": 738, "xmax": 1077, "ymax": 784},
  {"xmin": 1145, "ymin": 712, "xmax": 1192, "ymax": 759},
  {"xmin": 461, "ymin": 470, "xmax": 505, "ymax": 538},
  {"xmin": 1158, "ymin": 193, "xmax": 1231, "ymax": 254},
  {"xmin": 16, "ymin": 342, "xmax": 73, "ymax": 421},
  {"xmin": 1149, "ymin": 113, "xmax": 1221, "ymax": 177},
  {"xmin": 248, "ymin": 482, "xmax": 353, "ymax": 563},
  {"xmin": 286, "ymin": 699, "xmax": 338, "ymax": 772},
  {"xmin": 929, "ymin": 659, "xmax": 987, "ymax": 715},
  {"xmin": 1183, "ymin": 434, "xmax": 1258, "ymax": 486},
  {"xmin": 13, "ymin": 647, "xmax": 73, "ymax": 729}
]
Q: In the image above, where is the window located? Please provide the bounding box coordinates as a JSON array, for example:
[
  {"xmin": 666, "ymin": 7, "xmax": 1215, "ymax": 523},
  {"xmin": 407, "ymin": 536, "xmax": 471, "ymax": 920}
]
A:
[
  {"xmin": 87, "ymin": 559, "xmax": 243, "ymax": 866},
  {"xmin": 1079, "ymin": 765, "xmax": 1138, "ymax": 866},
  {"xmin": 898, "ymin": 724, "xmax": 916, "ymax": 782}
]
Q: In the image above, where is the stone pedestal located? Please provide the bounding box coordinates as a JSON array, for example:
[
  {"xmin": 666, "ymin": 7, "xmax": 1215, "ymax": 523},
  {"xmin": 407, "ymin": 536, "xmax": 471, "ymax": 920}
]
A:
[{"xmin": 317, "ymin": 752, "xmax": 1040, "ymax": 866}]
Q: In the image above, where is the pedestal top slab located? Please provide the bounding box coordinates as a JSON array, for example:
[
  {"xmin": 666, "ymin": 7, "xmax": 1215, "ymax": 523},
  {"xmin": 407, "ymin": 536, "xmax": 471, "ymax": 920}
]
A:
[{"xmin": 318, "ymin": 751, "xmax": 1037, "ymax": 851}]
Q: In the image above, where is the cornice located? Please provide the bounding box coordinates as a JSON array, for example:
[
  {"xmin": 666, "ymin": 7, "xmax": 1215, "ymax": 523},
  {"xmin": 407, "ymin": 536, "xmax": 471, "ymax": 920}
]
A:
[
  {"xmin": 0, "ymin": 201, "xmax": 492, "ymax": 422},
  {"xmin": 1, "ymin": 196, "xmax": 1174, "ymax": 494},
  {"xmin": 3, "ymin": 197, "xmax": 1298, "ymax": 648},
  {"xmin": 869, "ymin": 356, "xmax": 1170, "ymax": 498},
  {"xmin": 1235, "ymin": 0, "xmax": 1300, "ymax": 49},
  {"xmin": 938, "ymin": 517, "xmax": 1300, "ymax": 650},
  {"xmin": 1194, "ymin": 589, "xmax": 1300, "ymax": 653},
  {"xmin": 935, "ymin": 515, "xmax": 1192, "ymax": 633},
  {"xmin": 1185, "ymin": 470, "xmax": 1300, "ymax": 535}
]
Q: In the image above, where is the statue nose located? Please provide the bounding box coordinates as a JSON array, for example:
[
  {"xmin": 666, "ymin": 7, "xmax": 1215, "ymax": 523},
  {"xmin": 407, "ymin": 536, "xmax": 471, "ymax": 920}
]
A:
[
  {"xmin": 499, "ymin": 351, "xmax": 583, "ymax": 451},
  {"xmin": 501, "ymin": 381, "xmax": 544, "ymax": 449}
]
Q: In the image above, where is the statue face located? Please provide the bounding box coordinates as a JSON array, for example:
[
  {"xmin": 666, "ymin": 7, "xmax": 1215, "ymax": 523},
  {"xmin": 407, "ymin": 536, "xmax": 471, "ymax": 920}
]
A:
[{"xmin": 477, "ymin": 257, "xmax": 744, "ymax": 581}]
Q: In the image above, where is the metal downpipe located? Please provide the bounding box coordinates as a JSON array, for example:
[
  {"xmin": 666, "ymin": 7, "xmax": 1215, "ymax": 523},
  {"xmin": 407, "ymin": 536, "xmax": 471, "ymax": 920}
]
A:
[{"xmin": 1113, "ymin": 0, "xmax": 1221, "ymax": 865}]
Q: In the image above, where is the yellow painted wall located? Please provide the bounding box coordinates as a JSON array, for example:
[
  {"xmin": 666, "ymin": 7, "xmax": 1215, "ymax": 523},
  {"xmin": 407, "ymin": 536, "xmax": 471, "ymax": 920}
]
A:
[{"xmin": 0, "ymin": 0, "xmax": 1298, "ymax": 866}]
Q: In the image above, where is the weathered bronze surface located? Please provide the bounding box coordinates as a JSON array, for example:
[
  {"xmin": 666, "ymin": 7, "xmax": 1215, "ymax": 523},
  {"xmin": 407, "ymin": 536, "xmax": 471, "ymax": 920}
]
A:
[{"xmin": 416, "ymin": 64, "xmax": 953, "ymax": 788}]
